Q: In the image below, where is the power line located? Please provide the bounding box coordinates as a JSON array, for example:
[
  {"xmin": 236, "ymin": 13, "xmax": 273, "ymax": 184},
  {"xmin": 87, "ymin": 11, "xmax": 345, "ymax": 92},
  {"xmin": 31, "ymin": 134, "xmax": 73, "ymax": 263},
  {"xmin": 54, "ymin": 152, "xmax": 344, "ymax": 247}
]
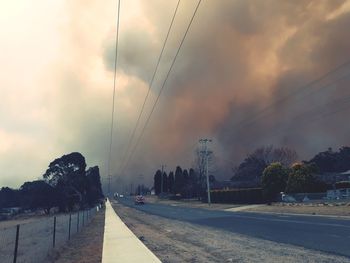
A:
[
  {"xmin": 233, "ymin": 60, "xmax": 350, "ymax": 132},
  {"xmin": 235, "ymin": 72, "xmax": 350, "ymax": 146},
  {"xmin": 119, "ymin": 0, "xmax": 181, "ymax": 173},
  {"xmin": 107, "ymin": 0, "xmax": 121, "ymax": 195},
  {"xmin": 121, "ymin": 0, "xmax": 202, "ymax": 175},
  {"xmin": 263, "ymin": 92, "xmax": 350, "ymax": 142}
]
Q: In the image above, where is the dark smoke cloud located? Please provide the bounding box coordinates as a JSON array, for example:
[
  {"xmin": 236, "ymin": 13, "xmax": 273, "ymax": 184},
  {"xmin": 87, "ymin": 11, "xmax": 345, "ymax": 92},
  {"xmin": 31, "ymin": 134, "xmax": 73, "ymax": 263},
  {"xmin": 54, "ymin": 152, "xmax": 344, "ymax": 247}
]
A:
[{"xmin": 101, "ymin": 0, "xmax": 350, "ymax": 183}]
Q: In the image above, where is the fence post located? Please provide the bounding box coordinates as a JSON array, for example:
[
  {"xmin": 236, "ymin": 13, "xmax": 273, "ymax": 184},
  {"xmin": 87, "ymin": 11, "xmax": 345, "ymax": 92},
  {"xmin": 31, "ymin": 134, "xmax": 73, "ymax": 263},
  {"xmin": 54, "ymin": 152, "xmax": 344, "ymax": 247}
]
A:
[
  {"xmin": 82, "ymin": 210, "xmax": 85, "ymax": 226},
  {"xmin": 53, "ymin": 216, "xmax": 56, "ymax": 248},
  {"xmin": 13, "ymin": 224, "xmax": 20, "ymax": 263},
  {"xmin": 77, "ymin": 211, "xmax": 79, "ymax": 232},
  {"xmin": 68, "ymin": 214, "xmax": 72, "ymax": 240}
]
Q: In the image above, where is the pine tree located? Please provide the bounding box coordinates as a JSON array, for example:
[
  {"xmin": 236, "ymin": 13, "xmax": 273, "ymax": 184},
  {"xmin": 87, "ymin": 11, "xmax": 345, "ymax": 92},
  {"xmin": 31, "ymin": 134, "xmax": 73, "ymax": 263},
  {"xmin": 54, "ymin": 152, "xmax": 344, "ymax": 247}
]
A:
[
  {"xmin": 154, "ymin": 170, "xmax": 162, "ymax": 195},
  {"xmin": 168, "ymin": 172, "xmax": 175, "ymax": 194},
  {"xmin": 174, "ymin": 166, "xmax": 184, "ymax": 195}
]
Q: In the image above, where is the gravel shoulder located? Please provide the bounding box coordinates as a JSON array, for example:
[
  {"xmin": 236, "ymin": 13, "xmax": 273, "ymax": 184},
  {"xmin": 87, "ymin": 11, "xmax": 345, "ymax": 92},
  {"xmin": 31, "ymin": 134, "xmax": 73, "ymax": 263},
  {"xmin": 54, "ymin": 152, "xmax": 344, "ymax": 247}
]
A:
[
  {"xmin": 111, "ymin": 201, "xmax": 350, "ymax": 263},
  {"xmin": 46, "ymin": 208, "xmax": 105, "ymax": 263}
]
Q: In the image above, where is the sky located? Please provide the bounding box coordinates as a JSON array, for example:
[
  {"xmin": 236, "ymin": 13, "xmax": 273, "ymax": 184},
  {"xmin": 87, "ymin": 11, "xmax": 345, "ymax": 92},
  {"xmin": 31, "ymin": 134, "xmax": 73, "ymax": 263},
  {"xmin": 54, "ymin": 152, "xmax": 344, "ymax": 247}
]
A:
[{"xmin": 1, "ymin": 0, "xmax": 350, "ymax": 191}]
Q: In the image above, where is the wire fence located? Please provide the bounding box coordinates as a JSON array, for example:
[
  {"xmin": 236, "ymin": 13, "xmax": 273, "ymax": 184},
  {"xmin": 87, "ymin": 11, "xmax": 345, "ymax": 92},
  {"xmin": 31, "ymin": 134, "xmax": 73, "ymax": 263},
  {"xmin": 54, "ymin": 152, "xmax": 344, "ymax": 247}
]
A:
[{"xmin": 0, "ymin": 206, "xmax": 101, "ymax": 263}]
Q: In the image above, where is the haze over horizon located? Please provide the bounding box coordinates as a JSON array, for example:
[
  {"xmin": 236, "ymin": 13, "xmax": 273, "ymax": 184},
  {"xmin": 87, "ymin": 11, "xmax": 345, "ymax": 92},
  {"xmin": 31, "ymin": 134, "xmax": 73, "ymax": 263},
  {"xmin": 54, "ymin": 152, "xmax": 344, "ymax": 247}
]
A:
[{"xmin": 1, "ymin": 0, "xmax": 350, "ymax": 189}]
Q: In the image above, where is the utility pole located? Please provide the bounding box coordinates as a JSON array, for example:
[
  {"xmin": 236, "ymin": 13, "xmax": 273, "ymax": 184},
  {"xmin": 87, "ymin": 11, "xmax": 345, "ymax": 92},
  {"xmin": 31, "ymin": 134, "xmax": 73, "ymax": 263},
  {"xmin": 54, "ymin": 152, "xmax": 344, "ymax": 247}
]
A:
[
  {"xmin": 160, "ymin": 164, "xmax": 166, "ymax": 194},
  {"xmin": 199, "ymin": 139, "xmax": 212, "ymax": 205}
]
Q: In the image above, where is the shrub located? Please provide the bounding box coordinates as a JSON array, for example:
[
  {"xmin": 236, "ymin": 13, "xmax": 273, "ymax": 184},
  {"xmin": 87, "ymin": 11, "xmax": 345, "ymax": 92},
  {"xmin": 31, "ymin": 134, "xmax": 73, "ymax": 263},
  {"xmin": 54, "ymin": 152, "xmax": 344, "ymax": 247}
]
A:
[{"xmin": 261, "ymin": 162, "xmax": 289, "ymax": 201}]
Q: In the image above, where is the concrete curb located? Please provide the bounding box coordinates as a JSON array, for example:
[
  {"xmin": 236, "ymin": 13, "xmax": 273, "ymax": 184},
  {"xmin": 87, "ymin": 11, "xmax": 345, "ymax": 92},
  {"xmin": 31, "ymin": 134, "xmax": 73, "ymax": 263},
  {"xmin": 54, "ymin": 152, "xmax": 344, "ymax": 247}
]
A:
[{"xmin": 102, "ymin": 199, "xmax": 161, "ymax": 263}]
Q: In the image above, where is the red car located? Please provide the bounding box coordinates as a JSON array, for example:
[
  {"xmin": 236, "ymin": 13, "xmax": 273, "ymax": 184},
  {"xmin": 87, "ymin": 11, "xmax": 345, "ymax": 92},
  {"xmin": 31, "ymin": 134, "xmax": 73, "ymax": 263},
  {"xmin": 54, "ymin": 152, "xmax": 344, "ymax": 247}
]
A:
[{"xmin": 134, "ymin": 195, "xmax": 145, "ymax": 205}]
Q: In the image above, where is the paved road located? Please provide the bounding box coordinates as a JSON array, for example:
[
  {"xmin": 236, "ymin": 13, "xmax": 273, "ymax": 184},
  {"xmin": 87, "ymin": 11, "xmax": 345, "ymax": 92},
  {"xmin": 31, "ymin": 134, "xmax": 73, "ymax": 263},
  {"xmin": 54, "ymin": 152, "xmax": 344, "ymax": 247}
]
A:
[{"xmin": 115, "ymin": 197, "xmax": 350, "ymax": 258}]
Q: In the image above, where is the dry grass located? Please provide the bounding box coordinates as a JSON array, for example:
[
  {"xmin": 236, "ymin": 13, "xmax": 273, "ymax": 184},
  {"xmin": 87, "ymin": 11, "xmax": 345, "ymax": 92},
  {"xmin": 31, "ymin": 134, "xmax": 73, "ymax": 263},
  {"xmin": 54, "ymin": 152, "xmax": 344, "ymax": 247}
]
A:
[{"xmin": 46, "ymin": 209, "xmax": 105, "ymax": 263}]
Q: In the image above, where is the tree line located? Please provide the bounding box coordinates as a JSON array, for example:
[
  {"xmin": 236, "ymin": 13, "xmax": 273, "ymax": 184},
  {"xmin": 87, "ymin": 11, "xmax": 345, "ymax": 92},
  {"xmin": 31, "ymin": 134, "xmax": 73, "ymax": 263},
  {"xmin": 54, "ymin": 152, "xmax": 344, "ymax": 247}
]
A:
[
  {"xmin": 153, "ymin": 166, "xmax": 213, "ymax": 198},
  {"xmin": 231, "ymin": 146, "xmax": 350, "ymax": 187},
  {"xmin": 235, "ymin": 146, "xmax": 350, "ymax": 201},
  {"xmin": 0, "ymin": 152, "xmax": 104, "ymax": 213}
]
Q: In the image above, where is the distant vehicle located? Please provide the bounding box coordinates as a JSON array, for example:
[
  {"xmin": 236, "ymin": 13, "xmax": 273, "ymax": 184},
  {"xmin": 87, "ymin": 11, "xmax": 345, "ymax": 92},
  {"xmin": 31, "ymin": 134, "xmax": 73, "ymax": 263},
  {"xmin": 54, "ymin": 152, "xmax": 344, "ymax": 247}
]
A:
[
  {"xmin": 119, "ymin": 194, "xmax": 124, "ymax": 198},
  {"xmin": 134, "ymin": 195, "xmax": 145, "ymax": 205}
]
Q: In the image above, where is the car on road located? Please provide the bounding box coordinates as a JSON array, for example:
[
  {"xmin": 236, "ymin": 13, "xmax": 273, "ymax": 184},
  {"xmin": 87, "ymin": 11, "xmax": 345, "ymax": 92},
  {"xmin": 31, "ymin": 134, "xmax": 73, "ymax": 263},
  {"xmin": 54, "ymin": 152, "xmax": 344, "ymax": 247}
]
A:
[{"xmin": 134, "ymin": 195, "xmax": 145, "ymax": 205}]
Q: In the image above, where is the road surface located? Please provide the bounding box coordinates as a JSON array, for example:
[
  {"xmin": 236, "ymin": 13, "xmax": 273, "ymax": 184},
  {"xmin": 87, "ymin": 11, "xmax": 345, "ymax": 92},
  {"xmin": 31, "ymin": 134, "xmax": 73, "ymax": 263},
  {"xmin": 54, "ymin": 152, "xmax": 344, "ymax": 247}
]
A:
[{"xmin": 116, "ymin": 197, "xmax": 350, "ymax": 258}]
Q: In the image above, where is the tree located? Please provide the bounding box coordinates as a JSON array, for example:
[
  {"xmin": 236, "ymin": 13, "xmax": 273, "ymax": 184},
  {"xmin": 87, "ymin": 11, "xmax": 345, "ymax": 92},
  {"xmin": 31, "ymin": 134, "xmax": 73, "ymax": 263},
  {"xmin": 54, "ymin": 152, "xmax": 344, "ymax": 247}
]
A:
[
  {"xmin": 19, "ymin": 180, "xmax": 58, "ymax": 214},
  {"xmin": 0, "ymin": 187, "xmax": 20, "ymax": 208},
  {"xmin": 194, "ymin": 149, "xmax": 205, "ymax": 185},
  {"xmin": 43, "ymin": 152, "xmax": 86, "ymax": 187},
  {"xmin": 209, "ymin": 174, "xmax": 216, "ymax": 183},
  {"xmin": 168, "ymin": 172, "xmax": 175, "ymax": 194},
  {"xmin": 162, "ymin": 172, "xmax": 168, "ymax": 193},
  {"xmin": 86, "ymin": 166, "xmax": 104, "ymax": 206},
  {"xmin": 42, "ymin": 152, "xmax": 103, "ymax": 211},
  {"xmin": 231, "ymin": 146, "xmax": 298, "ymax": 187},
  {"xmin": 336, "ymin": 146, "xmax": 350, "ymax": 172},
  {"xmin": 43, "ymin": 152, "xmax": 87, "ymax": 211},
  {"xmin": 182, "ymin": 169, "xmax": 190, "ymax": 197},
  {"xmin": 285, "ymin": 163, "xmax": 327, "ymax": 193},
  {"xmin": 306, "ymin": 146, "xmax": 350, "ymax": 173},
  {"xmin": 188, "ymin": 168, "xmax": 198, "ymax": 198},
  {"xmin": 261, "ymin": 162, "xmax": 289, "ymax": 201},
  {"xmin": 193, "ymin": 148, "xmax": 215, "ymax": 198},
  {"xmin": 154, "ymin": 170, "xmax": 162, "ymax": 195},
  {"xmin": 174, "ymin": 166, "xmax": 184, "ymax": 195}
]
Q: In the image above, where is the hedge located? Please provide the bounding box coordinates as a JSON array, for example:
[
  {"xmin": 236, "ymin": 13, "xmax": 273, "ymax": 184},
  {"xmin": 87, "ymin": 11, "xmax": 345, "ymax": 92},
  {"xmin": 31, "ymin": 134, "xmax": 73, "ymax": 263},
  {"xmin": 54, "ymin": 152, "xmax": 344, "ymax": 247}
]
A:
[{"xmin": 205, "ymin": 188, "xmax": 265, "ymax": 204}]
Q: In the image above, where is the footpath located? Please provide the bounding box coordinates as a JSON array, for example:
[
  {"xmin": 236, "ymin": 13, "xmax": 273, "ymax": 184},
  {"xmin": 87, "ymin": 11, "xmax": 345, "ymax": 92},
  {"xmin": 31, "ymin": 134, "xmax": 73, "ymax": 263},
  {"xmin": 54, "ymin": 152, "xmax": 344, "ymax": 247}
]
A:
[{"xmin": 102, "ymin": 199, "xmax": 161, "ymax": 263}]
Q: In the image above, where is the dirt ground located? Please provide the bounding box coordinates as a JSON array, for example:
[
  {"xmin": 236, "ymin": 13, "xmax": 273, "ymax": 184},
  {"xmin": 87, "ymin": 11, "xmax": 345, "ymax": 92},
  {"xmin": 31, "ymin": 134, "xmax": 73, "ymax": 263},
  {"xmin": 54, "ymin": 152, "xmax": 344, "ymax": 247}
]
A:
[
  {"xmin": 111, "ymin": 201, "xmax": 350, "ymax": 263},
  {"xmin": 46, "ymin": 209, "xmax": 105, "ymax": 263}
]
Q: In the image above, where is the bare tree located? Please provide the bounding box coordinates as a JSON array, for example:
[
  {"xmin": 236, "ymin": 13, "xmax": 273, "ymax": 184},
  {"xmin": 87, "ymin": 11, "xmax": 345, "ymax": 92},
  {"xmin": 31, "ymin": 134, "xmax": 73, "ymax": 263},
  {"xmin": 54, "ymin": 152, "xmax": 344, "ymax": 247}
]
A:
[
  {"xmin": 250, "ymin": 145, "xmax": 298, "ymax": 167},
  {"xmin": 193, "ymin": 148, "xmax": 216, "ymax": 198},
  {"xmin": 232, "ymin": 146, "xmax": 298, "ymax": 187}
]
